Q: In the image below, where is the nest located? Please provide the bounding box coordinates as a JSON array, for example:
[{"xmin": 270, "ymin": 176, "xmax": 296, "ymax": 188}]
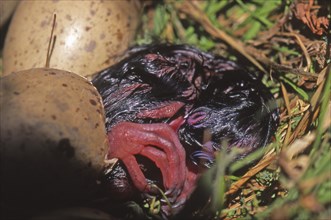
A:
[
  {"xmin": 133, "ymin": 1, "xmax": 330, "ymax": 219},
  {"xmin": 1, "ymin": 0, "xmax": 329, "ymax": 219}
]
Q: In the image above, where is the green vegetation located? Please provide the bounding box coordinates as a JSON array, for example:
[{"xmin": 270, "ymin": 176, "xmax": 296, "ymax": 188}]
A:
[{"xmin": 136, "ymin": 0, "xmax": 331, "ymax": 219}]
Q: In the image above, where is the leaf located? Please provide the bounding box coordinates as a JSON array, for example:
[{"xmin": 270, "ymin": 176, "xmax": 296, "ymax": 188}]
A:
[
  {"xmin": 310, "ymin": 66, "xmax": 331, "ymax": 153},
  {"xmin": 153, "ymin": 5, "xmax": 170, "ymax": 36},
  {"xmin": 280, "ymin": 77, "xmax": 309, "ymax": 101},
  {"xmin": 235, "ymin": 0, "xmax": 274, "ymax": 28},
  {"xmin": 199, "ymin": 36, "xmax": 216, "ymax": 51},
  {"xmin": 243, "ymin": 21, "xmax": 262, "ymax": 40}
]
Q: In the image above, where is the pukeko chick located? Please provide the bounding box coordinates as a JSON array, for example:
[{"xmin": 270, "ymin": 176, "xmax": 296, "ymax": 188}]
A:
[{"xmin": 92, "ymin": 44, "xmax": 279, "ymax": 216}]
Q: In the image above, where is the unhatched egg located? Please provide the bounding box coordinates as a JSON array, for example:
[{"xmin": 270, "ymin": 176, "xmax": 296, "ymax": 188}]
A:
[
  {"xmin": 0, "ymin": 68, "xmax": 108, "ymax": 218},
  {"xmin": 3, "ymin": 0, "xmax": 141, "ymax": 78}
]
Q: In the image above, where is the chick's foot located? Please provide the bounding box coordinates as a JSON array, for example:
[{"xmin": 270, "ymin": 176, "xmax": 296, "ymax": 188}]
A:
[{"xmin": 107, "ymin": 122, "xmax": 187, "ymax": 198}]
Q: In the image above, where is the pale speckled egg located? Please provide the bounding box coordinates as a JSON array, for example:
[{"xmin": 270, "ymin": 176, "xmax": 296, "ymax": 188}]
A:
[
  {"xmin": 3, "ymin": 0, "xmax": 141, "ymax": 78},
  {"xmin": 0, "ymin": 68, "xmax": 109, "ymax": 217}
]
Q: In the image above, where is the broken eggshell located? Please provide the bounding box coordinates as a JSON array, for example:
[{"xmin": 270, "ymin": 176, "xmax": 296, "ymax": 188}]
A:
[
  {"xmin": 0, "ymin": 68, "xmax": 108, "ymax": 217},
  {"xmin": 3, "ymin": 0, "xmax": 141, "ymax": 78}
]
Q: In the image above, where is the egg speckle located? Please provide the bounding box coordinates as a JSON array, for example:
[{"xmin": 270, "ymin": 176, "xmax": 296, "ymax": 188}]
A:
[{"xmin": 85, "ymin": 40, "xmax": 97, "ymax": 52}]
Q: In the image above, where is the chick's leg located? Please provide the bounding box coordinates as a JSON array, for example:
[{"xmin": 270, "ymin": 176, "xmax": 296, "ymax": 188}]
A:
[{"xmin": 107, "ymin": 122, "xmax": 187, "ymax": 196}]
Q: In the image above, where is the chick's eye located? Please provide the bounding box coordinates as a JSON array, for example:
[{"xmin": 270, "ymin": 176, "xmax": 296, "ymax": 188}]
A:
[
  {"xmin": 187, "ymin": 111, "xmax": 207, "ymax": 128},
  {"xmin": 179, "ymin": 61, "xmax": 189, "ymax": 70}
]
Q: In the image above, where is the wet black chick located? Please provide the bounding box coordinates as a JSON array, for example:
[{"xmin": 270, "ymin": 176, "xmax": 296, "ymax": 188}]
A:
[{"xmin": 92, "ymin": 44, "xmax": 279, "ymax": 216}]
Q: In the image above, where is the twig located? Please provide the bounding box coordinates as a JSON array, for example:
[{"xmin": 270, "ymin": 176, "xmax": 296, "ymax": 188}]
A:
[
  {"xmin": 245, "ymin": 45, "xmax": 319, "ymax": 79},
  {"xmin": 175, "ymin": 1, "xmax": 267, "ymax": 74},
  {"xmin": 277, "ymin": 32, "xmax": 312, "ymax": 71},
  {"xmin": 281, "ymin": 83, "xmax": 292, "ymax": 147},
  {"xmin": 45, "ymin": 14, "xmax": 57, "ymax": 68},
  {"xmin": 226, "ymin": 152, "xmax": 277, "ymax": 195}
]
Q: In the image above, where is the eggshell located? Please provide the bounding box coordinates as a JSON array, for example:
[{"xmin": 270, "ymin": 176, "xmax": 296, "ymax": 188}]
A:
[
  {"xmin": 0, "ymin": 68, "xmax": 108, "ymax": 217},
  {"xmin": 3, "ymin": 0, "xmax": 141, "ymax": 78}
]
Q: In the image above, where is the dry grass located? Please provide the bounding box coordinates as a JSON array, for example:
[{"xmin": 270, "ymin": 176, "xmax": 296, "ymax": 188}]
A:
[{"xmin": 136, "ymin": 0, "xmax": 330, "ymax": 219}]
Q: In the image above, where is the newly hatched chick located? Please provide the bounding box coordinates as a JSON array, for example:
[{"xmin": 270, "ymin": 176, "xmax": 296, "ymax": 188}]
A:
[{"xmin": 92, "ymin": 44, "xmax": 279, "ymax": 216}]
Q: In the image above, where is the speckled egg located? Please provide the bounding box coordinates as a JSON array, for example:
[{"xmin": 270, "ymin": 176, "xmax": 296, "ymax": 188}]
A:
[
  {"xmin": 0, "ymin": 68, "xmax": 108, "ymax": 217},
  {"xmin": 3, "ymin": 0, "xmax": 141, "ymax": 78}
]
